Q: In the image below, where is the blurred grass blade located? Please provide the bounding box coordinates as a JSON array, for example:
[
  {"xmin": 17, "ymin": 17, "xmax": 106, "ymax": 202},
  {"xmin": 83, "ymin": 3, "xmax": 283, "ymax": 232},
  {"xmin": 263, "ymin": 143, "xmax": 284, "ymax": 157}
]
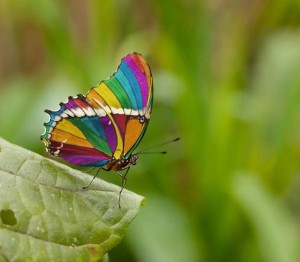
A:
[
  {"xmin": 127, "ymin": 195, "xmax": 201, "ymax": 262},
  {"xmin": 233, "ymin": 173, "xmax": 300, "ymax": 262},
  {"xmin": 0, "ymin": 137, "xmax": 145, "ymax": 261}
]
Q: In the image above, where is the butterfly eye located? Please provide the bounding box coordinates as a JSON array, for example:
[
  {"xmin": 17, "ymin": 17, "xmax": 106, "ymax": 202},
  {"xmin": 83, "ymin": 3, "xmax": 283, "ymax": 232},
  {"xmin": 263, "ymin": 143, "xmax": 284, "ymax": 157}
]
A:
[
  {"xmin": 130, "ymin": 155, "xmax": 138, "ymax": 165},
  {"xmin": 138, "ymin": 116, "xmax": 145, "ymax": 123}
]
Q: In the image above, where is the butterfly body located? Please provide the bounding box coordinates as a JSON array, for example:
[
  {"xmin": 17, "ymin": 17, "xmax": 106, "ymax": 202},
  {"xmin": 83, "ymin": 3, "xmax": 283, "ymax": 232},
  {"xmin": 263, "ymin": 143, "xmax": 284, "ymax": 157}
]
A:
[
  {"xmin": 41, "ymin": 53, "xmax": 153, "ymax": 173},
  {"xmin": 104, "ymin": 154, "xmax": 138, "ymax": 171}
]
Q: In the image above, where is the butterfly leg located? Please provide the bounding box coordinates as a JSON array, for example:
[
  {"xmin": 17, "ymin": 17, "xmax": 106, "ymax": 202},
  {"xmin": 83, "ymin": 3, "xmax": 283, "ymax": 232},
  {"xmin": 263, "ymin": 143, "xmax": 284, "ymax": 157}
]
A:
[
  {"xmin": 86, "ymin": 167, "xmax": 96, "ymax": 173},
  {"xmin": 117, "ymin": 167, "xmax": 130, "ymax": 208},
  {"xmin": 82, "ymin": 168, "xmax": 101, "ymax": 189}
]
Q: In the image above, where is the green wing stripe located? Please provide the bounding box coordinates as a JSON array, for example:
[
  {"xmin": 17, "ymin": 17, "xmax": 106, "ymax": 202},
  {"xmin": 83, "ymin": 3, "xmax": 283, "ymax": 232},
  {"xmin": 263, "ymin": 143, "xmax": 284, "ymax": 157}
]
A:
[
  {"xmin": 104, "ymin": 77, "xmax": 131, "ymax": 108},
  {"xmin": 68, "ymin": 118, "xmax": 112, "ymax": 156}
]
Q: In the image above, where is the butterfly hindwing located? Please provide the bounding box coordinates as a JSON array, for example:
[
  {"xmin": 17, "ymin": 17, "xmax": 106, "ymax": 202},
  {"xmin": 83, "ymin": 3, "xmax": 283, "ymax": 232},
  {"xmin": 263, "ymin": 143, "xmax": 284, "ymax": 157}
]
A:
[{"xmin": 41, "ymin": 96, "xmax": 112, "ymax": 167}]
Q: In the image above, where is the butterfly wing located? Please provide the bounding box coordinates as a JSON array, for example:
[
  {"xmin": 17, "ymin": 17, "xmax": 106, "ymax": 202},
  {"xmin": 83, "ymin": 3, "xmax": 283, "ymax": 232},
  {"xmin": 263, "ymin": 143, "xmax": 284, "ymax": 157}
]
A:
[
  {"xmin": 86, "ymin": 53, "xmax": 153, "ymax": 159},
  {"xmin": 41, "ymin": 95, "xmax": 112, "ymax": 167},
  {"xmin": 41, "ymin": 53, "xmax": 153, "ymax": 167}
]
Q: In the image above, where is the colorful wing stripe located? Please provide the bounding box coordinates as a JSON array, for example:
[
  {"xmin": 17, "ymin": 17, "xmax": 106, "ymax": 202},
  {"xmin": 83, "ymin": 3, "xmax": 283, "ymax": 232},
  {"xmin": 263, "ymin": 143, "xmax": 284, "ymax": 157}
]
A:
[
  {"xmin": 114, "ymin": 70, "xmax": 138, "ymax": 109},
  {"xmin": 124, "ymin": 56, "xmax": 149, "ymax": 108},
  {"xmin": 119, "ymin": 60, "xmax": 143, "ymax": 109},
  {"xmin": 104, "ymin": 78, "xmax": 131, "ymax": 109}
]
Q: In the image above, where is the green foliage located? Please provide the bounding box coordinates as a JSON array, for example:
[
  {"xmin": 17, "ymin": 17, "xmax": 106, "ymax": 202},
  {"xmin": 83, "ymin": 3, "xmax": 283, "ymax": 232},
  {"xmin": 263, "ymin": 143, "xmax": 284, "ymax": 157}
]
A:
[
  {"xmin": 0, "ymin": 138, "xmax": 144, "ymax": 261},
  {"xmin": 234, "ymin": 174, "xmax": 299, "ymax": 262},
  {"xmin": 127, "ymin": 196, "xmax": 201, "ymax": 262}
]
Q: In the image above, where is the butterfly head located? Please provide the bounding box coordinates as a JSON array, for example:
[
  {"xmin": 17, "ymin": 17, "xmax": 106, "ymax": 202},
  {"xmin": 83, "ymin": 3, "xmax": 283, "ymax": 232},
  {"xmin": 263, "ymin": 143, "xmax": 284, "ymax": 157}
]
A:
[{"xmin": 129, "ymin": 154, "xmax": 138, "ymax": 166}]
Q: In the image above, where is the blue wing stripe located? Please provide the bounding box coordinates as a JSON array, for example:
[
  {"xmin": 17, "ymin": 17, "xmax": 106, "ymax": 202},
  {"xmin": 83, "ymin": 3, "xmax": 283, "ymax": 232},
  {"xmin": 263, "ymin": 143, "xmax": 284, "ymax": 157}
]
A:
[
  {"xmin": 80, "ymin": 159, "xmax": 109, "ymax": 167},
  {"xmin": 88, "ymin": 116, "xmax": 107, "ymax": 141},
  {"xmin": 115, "ymin": 70, "xmax": 138, "ymax": 110},
  {"xmin": 80, "ymin": 117, "xmax": 101, "ymax": 137},
  {"xmin": 119, "ymin": 61, "xmax": 143, "ymax": 109}
]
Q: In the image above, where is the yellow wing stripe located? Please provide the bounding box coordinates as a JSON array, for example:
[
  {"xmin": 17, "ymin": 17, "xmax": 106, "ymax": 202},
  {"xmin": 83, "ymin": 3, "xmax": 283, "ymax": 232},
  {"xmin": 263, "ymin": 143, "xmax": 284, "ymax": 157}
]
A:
[
  {"xmin": 51, "ymin": 129, "xmax": 93, "ymax": 148},
  {"xmin": 87, "ymin": 89, "xmax": 107, "ymax": 109},
  {"xmin": 94, "ymin": 82, "xmax": 122, "ymax": 109},
  {"xmin": 55, "ymin": 119, "xmax": 86, "ymax": 139}
]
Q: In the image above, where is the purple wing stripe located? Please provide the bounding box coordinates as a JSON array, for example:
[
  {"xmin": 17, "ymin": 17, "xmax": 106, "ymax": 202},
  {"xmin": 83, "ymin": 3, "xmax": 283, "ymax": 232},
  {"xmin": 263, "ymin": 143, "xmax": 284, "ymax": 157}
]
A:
[
  {"xmin": 124, "ymin": 56, "xmax": 148, "ymax": 108},
  {"xmin": 60, "ymin": 155, "xmax": 107, "ymax": 165},
  {"xmin": 100, "ymin": 116, "xmax": 116, "ymax": 153}
]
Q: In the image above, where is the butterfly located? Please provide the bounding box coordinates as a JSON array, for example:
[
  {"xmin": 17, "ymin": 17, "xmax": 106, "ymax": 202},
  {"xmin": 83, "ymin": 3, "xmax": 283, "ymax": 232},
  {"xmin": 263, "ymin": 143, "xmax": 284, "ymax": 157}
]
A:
[{"xmin": 41, "ymin": 53, "xmax": 153, "ymax": 207}]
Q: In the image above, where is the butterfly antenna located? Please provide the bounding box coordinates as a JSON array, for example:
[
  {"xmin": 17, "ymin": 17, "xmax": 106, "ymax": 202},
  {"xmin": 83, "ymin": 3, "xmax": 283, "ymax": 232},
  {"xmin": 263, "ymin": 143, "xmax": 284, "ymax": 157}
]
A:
[
  {"xmin": 138, "ymin": 151, "xmax": 167, "ymax": 155},
  {"xmin": 136, "ymin": 137, "xmax": 180, "ymax": 154}
]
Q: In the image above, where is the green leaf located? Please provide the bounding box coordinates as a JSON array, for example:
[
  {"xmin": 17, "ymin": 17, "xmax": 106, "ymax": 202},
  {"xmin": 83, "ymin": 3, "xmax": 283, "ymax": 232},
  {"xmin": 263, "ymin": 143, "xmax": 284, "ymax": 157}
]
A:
[{"xmin": 0, "ymin": 137, "xmax": 145, "ymax": 261}]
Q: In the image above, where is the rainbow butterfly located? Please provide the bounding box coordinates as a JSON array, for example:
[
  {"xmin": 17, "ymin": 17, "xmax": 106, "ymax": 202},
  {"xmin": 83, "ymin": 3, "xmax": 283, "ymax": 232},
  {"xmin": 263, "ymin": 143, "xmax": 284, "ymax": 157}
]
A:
[{"xmin": 41, "ymin": 53, "xmax": 153, "ymax": 206}]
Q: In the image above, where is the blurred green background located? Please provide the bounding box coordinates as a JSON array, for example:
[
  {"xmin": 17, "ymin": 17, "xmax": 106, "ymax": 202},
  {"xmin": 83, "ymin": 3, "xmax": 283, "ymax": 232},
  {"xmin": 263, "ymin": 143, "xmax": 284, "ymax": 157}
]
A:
[{"xmin": 1, "ymin": 1, "xmax": 300, "ymax": 261}]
